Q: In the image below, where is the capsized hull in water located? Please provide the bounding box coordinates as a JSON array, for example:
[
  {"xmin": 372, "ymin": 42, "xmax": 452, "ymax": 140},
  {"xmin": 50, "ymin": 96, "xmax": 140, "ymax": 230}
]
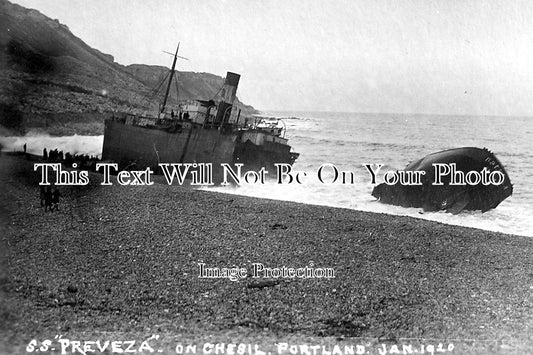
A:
[{"xmin": 371, "ymin": 147, "xmax": 513, "ymax": 214}]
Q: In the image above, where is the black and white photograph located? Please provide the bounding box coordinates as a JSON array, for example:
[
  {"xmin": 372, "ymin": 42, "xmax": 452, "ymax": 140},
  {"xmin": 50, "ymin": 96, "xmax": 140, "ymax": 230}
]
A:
[{"xmin": 1, "ymin": 1, "xmax": 532, "ymax": 354}]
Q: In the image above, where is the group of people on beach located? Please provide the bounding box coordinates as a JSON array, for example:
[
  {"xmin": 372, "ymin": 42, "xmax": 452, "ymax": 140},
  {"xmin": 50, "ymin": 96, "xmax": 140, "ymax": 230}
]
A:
[
  {"xmin": 43, "ymin": 148, "xmax": 64, "ymax": 162},
  {"xmin": 42, "ymin": 147, "xmax": 99, "ymax": 169},
  {"xmin": 39, "ymin": 186, "xmax": 62, "ymax": 212}
]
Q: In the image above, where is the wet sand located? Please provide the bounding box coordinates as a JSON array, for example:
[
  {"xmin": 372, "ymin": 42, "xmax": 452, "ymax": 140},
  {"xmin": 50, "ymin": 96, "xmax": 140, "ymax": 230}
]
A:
[{"xmin": 1, "ymin": 153, "xmax": 533, "ymax": 354}]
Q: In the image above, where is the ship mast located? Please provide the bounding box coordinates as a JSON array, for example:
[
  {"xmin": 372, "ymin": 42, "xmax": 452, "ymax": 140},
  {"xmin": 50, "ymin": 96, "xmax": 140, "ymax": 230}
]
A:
[{"xmin": 161, "ymin": 43, "xmax": 180, "ymax": 114}]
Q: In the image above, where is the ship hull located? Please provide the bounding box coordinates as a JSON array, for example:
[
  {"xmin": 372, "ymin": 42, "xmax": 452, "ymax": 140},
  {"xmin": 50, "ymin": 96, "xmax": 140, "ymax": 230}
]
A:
[{"xmin": 102, "ymin": 119, "xmax": 298, "ymax": 183}]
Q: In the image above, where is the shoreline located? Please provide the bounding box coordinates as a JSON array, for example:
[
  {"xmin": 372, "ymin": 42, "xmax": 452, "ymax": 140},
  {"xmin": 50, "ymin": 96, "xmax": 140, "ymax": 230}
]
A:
[
  {"xmin": 203, "ymin": 185, "xmax": 527, "ymax": 239},
  {"xmin": 1, "ymin": 154, "xmax": 533, "ymax": 354},
  {"xmin": 0, "ymin": 146, "xmax": 524, "ymax": 238}
]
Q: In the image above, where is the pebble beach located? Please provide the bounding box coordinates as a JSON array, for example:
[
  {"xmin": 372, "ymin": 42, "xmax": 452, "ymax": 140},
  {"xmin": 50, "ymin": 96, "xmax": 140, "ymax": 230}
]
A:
[{"xmin": 1, "ymin": 153, "xmax": 533, "ymax": 354}]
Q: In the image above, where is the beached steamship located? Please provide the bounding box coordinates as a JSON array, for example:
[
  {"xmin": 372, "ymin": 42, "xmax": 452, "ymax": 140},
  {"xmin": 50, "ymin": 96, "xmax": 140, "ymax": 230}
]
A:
[{"xmin": 101, "ymin": 46, "xmax": 299, "ymax": 183}]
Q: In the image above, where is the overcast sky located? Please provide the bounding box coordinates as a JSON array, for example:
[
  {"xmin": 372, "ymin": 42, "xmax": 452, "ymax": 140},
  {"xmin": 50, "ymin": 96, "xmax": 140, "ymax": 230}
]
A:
[{"xmin": 11, "ymin": 0, "xmax": 533, "ymax": 116}]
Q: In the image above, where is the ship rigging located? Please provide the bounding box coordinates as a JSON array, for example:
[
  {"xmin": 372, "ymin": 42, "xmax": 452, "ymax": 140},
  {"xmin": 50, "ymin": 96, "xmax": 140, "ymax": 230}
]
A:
[{"xmin": 101, "ymin": 43, "xmax": 299, "ymax": 184}]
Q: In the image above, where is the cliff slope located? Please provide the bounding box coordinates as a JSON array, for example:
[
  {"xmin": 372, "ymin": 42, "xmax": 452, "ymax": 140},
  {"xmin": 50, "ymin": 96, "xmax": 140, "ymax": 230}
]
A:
[{"xmin": 0, "ymin": 0, "xmax": 254, "ymax": 135}]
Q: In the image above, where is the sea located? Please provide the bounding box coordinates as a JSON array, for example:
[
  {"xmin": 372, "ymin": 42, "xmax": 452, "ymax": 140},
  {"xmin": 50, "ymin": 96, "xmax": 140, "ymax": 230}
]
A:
[{"xmin": 1, "ymin": 112, "xmax": 532, "ymax": 237}]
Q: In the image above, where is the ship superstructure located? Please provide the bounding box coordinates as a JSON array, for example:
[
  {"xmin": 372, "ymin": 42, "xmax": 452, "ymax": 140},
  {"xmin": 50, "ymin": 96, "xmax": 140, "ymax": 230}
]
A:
[{"xmin": 101, "ymin": 46, "xmax": 299, "ymax": 183}]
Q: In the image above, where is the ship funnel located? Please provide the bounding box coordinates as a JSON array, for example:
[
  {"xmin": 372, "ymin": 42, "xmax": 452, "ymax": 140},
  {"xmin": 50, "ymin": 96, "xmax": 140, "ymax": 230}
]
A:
[
  {"xmin": 221, "ymin": 72, "xmax": 240, "ymax": 104},
  {"xmin": 215, "ymin": 72, "xmax": 241, "ymax": 126}
]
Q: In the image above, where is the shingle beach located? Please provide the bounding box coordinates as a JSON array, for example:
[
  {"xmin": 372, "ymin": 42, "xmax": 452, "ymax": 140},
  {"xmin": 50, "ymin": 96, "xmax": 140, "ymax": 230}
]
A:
[{"xmin": 1, "ymin": 154, "xmax": 532, "ymax": 354}]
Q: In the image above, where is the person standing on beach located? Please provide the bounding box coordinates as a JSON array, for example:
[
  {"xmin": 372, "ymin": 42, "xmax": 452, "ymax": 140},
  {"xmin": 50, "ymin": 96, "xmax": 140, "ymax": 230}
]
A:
[
  {"xmin": 23, "ymin": 143, "xmax": 27, "ymax": 154},
  {"xmin": 39, "ymin": 186, "xmax": 46, "ymax": 207},
  {"xmin": 52, "ymin": 189, "xmax": 62, "ymax": 211},
  {"xmin": 43, "ymin": 148, "xmax": 48, "ymax": 160},
  {"xmin": 44, "ymin": 186, "xmax": 53, "ymax": 212}
]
